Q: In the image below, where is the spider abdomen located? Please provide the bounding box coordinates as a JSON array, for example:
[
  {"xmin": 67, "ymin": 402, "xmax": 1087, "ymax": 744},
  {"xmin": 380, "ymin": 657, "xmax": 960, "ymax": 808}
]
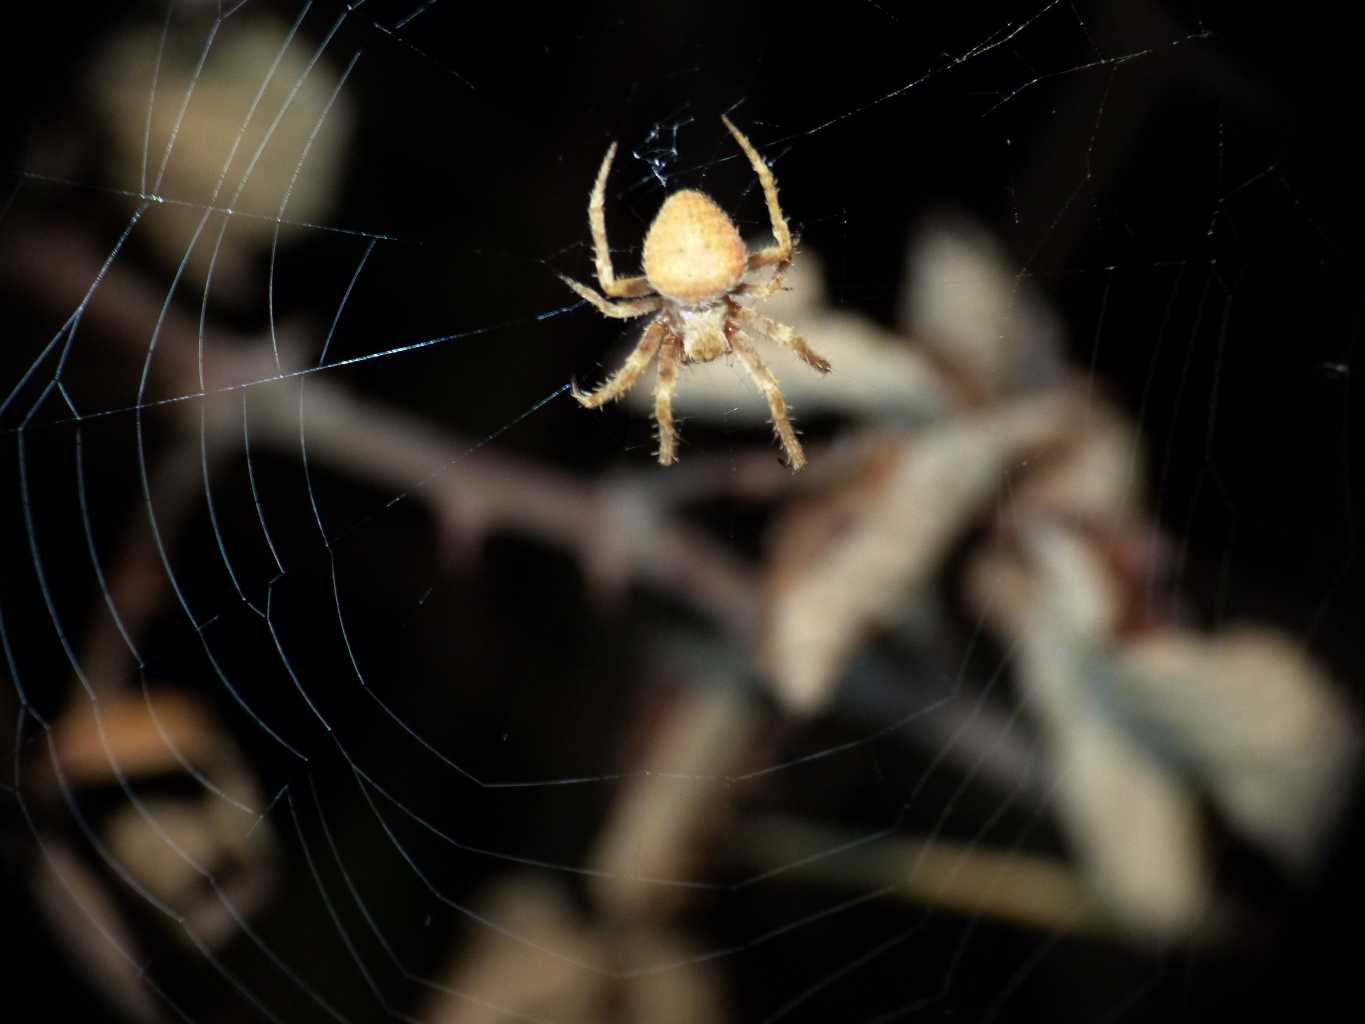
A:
[{"xmin": 642, "ymin": 190, "xmax": 748, "ymax": 304}]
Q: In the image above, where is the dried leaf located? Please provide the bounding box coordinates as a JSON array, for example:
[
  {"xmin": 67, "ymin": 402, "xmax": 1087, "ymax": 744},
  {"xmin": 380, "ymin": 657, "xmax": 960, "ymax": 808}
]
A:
[
  {"xmin": 1117, "ymin": 627, "xmax": 1360, "ymax": 872},
  {"xmin": 966, "ymin": 524, "xmax": 1212, "ymax": 937},
  {"xmin": 422, "ymin": 876, "xmax": 728, "ymax": 1024},
  {"xmin": 967, "ymin": 520, "xmax": 1361, "ymax": 935},
  {"xmin": 998, "ymin": 391, "xmax": 1147, "ymax": 526},
  {"xmin": 763, "ymin": 391, "xmax": 1078, "ymax": 713},
  {"xmin": 33, "ymin": 691, "xmax": 277, "ymax": 949},
  {"xmin": 590, "ymin": 685, "xmax": 757, "ymax": 923},
  {"xmin": 902, "ymin": 214, "xmax": 1067, "ymax": 399},
  {"xmin": 89, "ymin": 16, "xmax": 354, "ymax": 301}
]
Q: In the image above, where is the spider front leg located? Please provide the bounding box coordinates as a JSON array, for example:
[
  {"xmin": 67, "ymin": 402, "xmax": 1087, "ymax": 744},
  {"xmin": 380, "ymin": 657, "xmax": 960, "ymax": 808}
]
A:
[
  {"xmin": 722, "ymin": 116, "xmax": 792, "ymax": 274},
  {"xmin": 732, "ymin": 304, "xmax": 831, "ymax": 373},
  {"xmin": 588, "ymin": 142, "xmax": 653, "ymax": 298},
  {"xmin": 728, "ymin": 329, "xmax": 807, "ymax": 471},
  {"xmin": 653, "ymin": 329, "xmax": 684, "ymax": 465},
  {"xmin": 574, "ymin": 319, "xmax": 667, "ymax": 408},
  {"xmin": 560, "ymin": 275, "xmax": 664, "ymax": 319}
]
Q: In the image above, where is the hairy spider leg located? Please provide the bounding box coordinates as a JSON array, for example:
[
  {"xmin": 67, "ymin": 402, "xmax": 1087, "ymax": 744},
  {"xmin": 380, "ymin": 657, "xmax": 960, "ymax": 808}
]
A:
[
  {"xmin": 722, "ymin": 116, "xmax": 792, "ymax": 274},
  {"xmin": 560, "ymin": 275, "xmax": 663, "ymax": 319},
  {"xmin": 588, "ymin": 142, "xmax": 654, "ymax": 298},
  {"xmin": 653, "ymin": 330, "xmax": 684, "ymax": 464},
  {"xmin": 573, "ymin": 319, "xmax": 667, "ymax": 407},
  {"xmin": 728, "ymin": 329, "xmax": 807, "ymax": 470},
  {"xmin": 732, "ymin": 304, "xmax": 832, "ymax": 373}
]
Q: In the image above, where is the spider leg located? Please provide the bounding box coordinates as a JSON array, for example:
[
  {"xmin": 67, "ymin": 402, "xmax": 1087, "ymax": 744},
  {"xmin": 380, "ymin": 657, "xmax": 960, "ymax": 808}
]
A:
[
  {"xmin": 653, "ymin": 329, "xmax": 684, "ymax": 465},
  {"xmin": 728, "ymin": 329, "xmax": 807, "ymax": 471},
  {"xmin": 588, "ymin": 142, "xmax": 654, "ymax": 298},
  {"xmin": 722, "ymin": 116, "xmax": 793, "ymax": 274},
  {"xmin": 734, "ymin": 261, "xmax": 790, "ymax": 300},
  {"xmin": 560, "ymin": 275, "xmax": 664, "ymax": 319},
  {"xmin": 573, "ymin": 318, "xmax": 666, "ymax": 407},
  {"xmin": 732, "ymin": 305, "xmax": 831, "ymax": 373}
]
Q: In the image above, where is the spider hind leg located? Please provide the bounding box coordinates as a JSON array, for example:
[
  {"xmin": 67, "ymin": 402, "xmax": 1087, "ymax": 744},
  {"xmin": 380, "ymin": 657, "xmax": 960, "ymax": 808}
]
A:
[
  {"xmin": 728, "ymin": 329, "xmax": 807, "ymax": 471},
  {"xmin": 573, "ymin": 319, "xmax": 666, "ymax": 408},
  {"xmin": 732, "ymin": 304, "xmax": 830, "ymax": 373},
  {"xmin": 654, "ymin": 330, "xmax": 684, "ymax": 465}
]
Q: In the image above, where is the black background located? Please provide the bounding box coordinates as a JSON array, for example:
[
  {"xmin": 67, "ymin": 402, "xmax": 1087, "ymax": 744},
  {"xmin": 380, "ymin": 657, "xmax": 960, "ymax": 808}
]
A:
[{"xmin": 2, "ymin": 1, "xmax": 1362, "ymax": 1020}]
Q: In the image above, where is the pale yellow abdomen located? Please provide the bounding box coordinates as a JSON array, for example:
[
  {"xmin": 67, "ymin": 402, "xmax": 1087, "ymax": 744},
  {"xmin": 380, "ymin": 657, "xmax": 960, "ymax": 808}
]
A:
[{"xmin": 642, "ymin": 190, "xmax": 748, "ymax": 304}]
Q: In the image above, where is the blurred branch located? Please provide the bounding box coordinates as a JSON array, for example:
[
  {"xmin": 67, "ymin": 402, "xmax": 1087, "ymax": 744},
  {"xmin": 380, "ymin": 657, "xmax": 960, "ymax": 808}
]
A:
[
  {"xmin": 0, "ymin": 217, "xmax": 768, "ymax": 663},
  {"xmin": 731, "ymin": 814, "xmax": 1237, "ymax": 945},
  {"xmin": 77, "ymin": 436, "xmax": 232, "ymax": 696}
]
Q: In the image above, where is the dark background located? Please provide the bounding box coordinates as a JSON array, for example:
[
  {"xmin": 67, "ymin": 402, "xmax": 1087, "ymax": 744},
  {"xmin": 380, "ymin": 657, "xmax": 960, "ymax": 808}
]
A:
[{"xmin": 2, "ymin": 1, "xmax": 1362, "ymax": 1020}]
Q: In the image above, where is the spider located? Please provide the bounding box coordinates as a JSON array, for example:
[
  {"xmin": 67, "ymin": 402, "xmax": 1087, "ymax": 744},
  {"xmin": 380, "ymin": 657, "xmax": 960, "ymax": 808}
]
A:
[{"xmin": 561, "ymin": 115, "xmax": 830, "ymax": 470}]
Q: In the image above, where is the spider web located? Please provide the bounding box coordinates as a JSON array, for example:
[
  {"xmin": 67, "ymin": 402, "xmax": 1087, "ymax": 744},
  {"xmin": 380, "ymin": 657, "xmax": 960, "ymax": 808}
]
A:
[{"xmin": 2, "ymin": 1, "xmax": 1360, "ymax": 1022}]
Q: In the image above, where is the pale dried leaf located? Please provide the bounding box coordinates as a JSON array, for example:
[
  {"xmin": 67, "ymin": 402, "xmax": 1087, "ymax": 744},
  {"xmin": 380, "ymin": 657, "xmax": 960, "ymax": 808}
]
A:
[
  {"xmin": 591, "ymin": 686, "xmax": 757, "ymax": 922},
  {"xmin": 37, "ymin": 692, "xmax": 277, "ymax": 949},
  {"xmin": 89, "ymin": 17, "xmax": 354, "ymax": 300},
  {"xmin": 902, "ymin": 214, "xmax": 1066, "ymax": 398},
  {"xmin": 966, "ymin": 519, "xmax": 1360, "ymax": 933},
  {"xmin": 1117, "ymin": 627, "xmax": 1360, "ymax": 872},
  {"xmin": 1000, "ymin": 390, "xmax": 1147, "ymax": 525},
  {"xmin": 105, "ymin": 795, "xmax": 277, "ymax": 948},
  {"xmin": 422, "ymin": 877, "xmax": 728, "ymax": 1024},
  {"xmin": 764, "ymin": 391, "xmax": 1078, "ymax": 713},
  {"xmin": 966, "ymin": 524, "xmax": 1212, "ymax": 937}
]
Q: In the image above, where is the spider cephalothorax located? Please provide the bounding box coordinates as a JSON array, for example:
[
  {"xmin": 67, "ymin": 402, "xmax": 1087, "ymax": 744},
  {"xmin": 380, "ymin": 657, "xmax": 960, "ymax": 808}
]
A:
[{"xmin": 561, "ymin": 116, "xmax": 830, "ymax": 470}]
